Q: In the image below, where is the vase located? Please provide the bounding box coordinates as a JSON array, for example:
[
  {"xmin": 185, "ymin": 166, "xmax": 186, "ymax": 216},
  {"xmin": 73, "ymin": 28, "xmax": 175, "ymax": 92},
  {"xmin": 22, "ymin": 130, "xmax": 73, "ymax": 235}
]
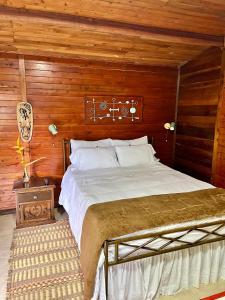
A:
[{"xmin": 23, "ymin": 166, "xmax": 30, "ymax": 183}]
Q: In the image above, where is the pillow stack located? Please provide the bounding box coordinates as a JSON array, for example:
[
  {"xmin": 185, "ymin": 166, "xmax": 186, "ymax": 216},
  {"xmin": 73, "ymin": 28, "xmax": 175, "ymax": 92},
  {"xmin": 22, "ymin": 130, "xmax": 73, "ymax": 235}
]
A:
[{"xmin": 69, "ymin": 136, "xmax": 157, "ymax": 171}]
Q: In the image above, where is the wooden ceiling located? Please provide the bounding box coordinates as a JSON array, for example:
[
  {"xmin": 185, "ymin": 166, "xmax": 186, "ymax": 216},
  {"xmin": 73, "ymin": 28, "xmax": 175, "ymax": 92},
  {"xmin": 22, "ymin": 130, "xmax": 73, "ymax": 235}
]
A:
[{"xmin": 0, "ymin": 0, "xmax": 225, "ymax": 66}]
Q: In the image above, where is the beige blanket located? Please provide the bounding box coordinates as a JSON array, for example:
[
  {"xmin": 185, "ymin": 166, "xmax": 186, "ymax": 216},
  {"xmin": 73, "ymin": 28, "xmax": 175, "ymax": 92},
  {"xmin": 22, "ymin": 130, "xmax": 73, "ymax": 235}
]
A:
[{"xmin": 80, "ymin": 188, "xmax": 225, "ymax": 299}]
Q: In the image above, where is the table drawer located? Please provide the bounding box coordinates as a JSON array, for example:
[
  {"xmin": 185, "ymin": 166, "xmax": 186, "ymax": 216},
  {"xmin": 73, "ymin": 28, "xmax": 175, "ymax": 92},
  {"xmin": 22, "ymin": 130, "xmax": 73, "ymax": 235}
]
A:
[{"xmin": 17, "ymin": 190, "xmax": 52, "ymax": 203}]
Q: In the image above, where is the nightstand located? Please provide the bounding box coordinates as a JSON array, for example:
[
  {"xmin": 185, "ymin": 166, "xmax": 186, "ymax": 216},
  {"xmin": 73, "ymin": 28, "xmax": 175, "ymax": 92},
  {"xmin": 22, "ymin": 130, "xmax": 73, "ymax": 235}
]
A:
[{"xmin": 13, "ymin": 177, "xmax": 55, "ymax": 228}]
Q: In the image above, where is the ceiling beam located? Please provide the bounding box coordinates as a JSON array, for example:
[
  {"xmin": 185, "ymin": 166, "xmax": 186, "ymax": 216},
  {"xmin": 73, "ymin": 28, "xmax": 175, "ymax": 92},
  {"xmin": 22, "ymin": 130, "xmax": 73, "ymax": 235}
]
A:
[
  {"xmin": 2, "ymin": 0, "xmax": 225, "ymax": 36},
  {"xmin": 0, "ymin": 5, "xmax": 223, "ymax": 48}
]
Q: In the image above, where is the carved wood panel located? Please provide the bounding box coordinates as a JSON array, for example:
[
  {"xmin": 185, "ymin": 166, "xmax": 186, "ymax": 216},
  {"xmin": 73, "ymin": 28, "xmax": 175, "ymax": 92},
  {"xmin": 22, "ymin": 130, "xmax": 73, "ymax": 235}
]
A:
[{"xmin": 22, "ymin": 200, "xmax": 51, "ymax": 221}]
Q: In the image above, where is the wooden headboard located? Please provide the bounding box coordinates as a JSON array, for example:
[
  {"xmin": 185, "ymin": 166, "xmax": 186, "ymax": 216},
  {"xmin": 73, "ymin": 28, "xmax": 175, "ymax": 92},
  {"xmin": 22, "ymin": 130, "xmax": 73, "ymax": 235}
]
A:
[
  {"xmin": 63, "ymin": 137, "xmax": 154, "ymax": 173},
  {"xmin": 63, "ymin": 139, "xmax": 71, "ymax": 173}
]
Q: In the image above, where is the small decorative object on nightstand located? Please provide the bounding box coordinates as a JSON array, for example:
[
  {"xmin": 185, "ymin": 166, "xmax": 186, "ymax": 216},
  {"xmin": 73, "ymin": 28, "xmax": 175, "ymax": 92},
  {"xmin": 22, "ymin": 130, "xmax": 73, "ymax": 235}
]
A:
[
  {"xmin": 13, "ymin": 177, "xmax": 55, "ymax": 228},
  {"xmin": 13, "ymin": 136, "xmax": 45, "ymax": 183}
]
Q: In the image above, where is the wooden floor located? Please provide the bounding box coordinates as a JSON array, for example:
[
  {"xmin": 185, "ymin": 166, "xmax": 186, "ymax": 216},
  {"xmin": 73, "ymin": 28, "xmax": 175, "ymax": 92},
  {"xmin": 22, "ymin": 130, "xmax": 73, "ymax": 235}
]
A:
[{"xmin": 0, "ymin": 209, "xmax": 224, "ymax": 300}]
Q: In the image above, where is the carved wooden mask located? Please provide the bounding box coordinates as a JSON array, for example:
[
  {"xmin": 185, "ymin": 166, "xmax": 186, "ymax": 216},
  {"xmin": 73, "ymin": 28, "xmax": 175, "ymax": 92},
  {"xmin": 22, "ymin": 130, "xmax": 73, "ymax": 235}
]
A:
[{"xmin": 17, "ymin": 102, "xmax": 33, "ymax": 142}]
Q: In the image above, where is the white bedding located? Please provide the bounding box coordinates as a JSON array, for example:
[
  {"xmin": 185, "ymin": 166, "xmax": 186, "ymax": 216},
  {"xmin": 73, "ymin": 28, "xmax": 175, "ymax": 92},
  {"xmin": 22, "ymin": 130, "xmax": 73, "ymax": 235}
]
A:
[{"xmin": 59, "ymin": 163, "xmax": 225, "ymax": 300}]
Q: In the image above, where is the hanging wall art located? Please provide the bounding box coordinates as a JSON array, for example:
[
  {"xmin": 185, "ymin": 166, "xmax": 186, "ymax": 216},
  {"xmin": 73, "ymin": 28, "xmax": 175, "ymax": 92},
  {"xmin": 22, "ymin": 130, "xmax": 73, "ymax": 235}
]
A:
[
  {"xmin": 17, "ymin": 102, "xmax": 33, "ymax": 142},
  {"xmin": 84, "ymin": 96, "xmax": 143, "ymax": 124}
]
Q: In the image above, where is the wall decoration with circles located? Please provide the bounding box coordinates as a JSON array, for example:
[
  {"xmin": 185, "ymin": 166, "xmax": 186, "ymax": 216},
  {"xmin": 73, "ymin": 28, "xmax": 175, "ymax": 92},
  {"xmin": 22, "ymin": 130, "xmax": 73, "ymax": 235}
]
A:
[{"xmin": 84, "ymin": 96, "xmax": 143, "ymax": 124}]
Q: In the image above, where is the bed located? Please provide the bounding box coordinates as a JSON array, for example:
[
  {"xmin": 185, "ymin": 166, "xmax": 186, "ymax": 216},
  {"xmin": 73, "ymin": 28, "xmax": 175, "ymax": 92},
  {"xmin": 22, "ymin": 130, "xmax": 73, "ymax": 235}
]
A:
[{"xmin": 59, "ymin": 138, "xmax": 225, "ymax": 300}]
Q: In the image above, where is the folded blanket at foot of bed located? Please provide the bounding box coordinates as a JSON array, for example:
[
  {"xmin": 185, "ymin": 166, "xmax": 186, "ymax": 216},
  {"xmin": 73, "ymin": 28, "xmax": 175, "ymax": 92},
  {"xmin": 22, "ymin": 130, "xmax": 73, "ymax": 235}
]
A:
[{"xmin": 80, "ymin": 188, "xmax": 225, "ymax": 300}]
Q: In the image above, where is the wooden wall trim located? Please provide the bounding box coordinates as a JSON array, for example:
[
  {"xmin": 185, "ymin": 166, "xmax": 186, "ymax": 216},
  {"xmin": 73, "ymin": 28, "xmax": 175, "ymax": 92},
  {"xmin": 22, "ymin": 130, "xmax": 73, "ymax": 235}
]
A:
[
  {"xmin": 18, "ymin": 55, "xmax": 31, "ymax": 176},
  {"xmin": 172, "ymin": 65, "xmax": 181, "ymax": 165},
  {"xmin": 211, "ymin": 49, "xmax": 225, "ymax": 185},
  {"xmin": 18, "ymin": 55, "xmax": 27, "ymax": 102},
  {"xmin": 22, "ymin": 55, "xmax": 176, "ymax": 73},
  {"xmin": 0, "ymin": 208, "xmax": 16, "ymax": 215},
  {"xmin": 0, "ymin": 53, "xmax": 174, "ymax": 73}
]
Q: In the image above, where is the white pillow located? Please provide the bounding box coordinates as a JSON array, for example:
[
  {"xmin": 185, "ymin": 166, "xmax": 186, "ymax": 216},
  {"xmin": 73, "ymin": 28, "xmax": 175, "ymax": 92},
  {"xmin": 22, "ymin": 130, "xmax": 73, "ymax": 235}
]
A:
[
  {"xmin": 111, "ymin": 136, "xmax": 148, "ymax": 146},
  {"xmin": 115, "ymin": 144, "xmax": 156, "ymax": 167},
  {"xmin": 70, "ymin": 138, "xmax": 111, "ymax": 152},
  {"xmin": 70, "ymin": 147, "xmax": 119, "ymax": 170}
]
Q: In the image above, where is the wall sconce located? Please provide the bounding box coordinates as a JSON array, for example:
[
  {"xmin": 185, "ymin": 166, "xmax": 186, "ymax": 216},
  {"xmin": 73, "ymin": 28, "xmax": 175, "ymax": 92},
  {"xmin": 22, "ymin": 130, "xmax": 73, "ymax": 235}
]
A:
[
  {"xmin": 48, "ymin": 124, "xmax": 58, "ymax": 135},
  {"xmin": 164, "ymin": 122, "xmax": 176, "ymax": 131},
  {"xmin": 164, "ymin": 122, "xmax": 176, "ymax": 142}
]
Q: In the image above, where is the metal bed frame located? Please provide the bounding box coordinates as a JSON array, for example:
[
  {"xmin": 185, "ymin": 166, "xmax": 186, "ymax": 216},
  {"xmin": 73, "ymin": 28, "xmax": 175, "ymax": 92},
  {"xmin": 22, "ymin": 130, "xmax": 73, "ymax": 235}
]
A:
[{"xmin": 62, "ymin": 138, "xmax": 225, "ymax": 300}]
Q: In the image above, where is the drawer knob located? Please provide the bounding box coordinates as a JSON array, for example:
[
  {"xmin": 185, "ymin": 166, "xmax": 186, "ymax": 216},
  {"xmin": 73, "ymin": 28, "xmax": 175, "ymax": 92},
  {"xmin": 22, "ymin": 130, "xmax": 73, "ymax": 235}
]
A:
[{"xmin": 33, "ymin": 195, "xmax": 38, "ymax": 200}]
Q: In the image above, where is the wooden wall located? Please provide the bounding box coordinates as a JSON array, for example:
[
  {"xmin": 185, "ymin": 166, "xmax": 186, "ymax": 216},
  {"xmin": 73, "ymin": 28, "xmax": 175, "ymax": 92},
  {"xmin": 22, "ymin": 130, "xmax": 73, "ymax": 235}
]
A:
[
  {"xmin": 174, "ymin": 47, "xmax": 223, "ymax": 182},
  {"xmin": 0, "ymin": 55, "xmax": 178, "ymax": 211},
  {"xmin": 0, "ymin": 55, "xmax": 21, "ymax": 210}
]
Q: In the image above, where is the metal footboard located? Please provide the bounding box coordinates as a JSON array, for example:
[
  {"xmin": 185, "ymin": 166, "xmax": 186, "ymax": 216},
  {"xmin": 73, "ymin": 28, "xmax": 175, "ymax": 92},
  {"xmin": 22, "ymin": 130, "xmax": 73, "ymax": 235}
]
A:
[{"xmin": 103, "ymin": 219, "xmax": 225, "ymax": 299}]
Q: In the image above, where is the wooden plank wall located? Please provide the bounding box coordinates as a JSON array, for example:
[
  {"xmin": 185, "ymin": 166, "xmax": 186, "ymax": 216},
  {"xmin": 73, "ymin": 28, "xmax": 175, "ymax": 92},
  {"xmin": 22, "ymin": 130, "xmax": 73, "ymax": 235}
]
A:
[
  {"xmin": 0, "ymin": 55, "xmax": 21, "ymax": 210},
  {"xmin": 0, "ymin": 55, "xmax": 178, "ymax": 210},
  {"xmin": 174, "ymin": 47, "xmax": 223, "ymax": 182}
]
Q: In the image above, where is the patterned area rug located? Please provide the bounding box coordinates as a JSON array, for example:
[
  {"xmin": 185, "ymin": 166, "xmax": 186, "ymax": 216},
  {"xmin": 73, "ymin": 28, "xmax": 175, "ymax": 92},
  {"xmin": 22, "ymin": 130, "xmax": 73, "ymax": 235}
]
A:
[
  {"xmin": 7, "ymin": 219, "xmax": 84, "ymax": 300},
  {"xmin": 201, "ymin": 291, "xmax": 225, "ymax": 300}
]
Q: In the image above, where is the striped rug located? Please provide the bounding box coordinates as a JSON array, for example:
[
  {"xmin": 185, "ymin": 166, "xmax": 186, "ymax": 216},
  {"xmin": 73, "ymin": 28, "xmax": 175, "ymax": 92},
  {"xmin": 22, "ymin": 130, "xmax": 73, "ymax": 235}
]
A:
[
  {"xmin": 7, "ymin": 219, "xmax": 84, "ymax": 300},
  {"xmin": 201, "ymin": 291, "xmax": 225, "ymax": 300}
]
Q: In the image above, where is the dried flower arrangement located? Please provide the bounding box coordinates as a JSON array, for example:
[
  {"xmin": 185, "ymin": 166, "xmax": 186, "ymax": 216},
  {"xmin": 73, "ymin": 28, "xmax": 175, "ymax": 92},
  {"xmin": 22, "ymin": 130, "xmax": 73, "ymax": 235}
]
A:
[{"xmin": 13, "ymin": 136, "xmax": 45, "ymax": 183}]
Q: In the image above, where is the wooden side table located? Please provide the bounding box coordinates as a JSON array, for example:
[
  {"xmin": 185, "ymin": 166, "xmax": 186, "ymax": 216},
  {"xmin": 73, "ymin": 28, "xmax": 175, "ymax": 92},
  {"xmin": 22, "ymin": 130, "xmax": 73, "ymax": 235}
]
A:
[{"xmin": 13, "ymin": 177, "xmax": 55, "ymax": 228}]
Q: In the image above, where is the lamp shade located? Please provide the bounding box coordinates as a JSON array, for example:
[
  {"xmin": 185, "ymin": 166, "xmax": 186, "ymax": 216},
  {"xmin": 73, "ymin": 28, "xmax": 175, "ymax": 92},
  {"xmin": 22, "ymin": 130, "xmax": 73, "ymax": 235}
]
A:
[
  {"xmin": 164, "ymin": 122, "xmax": 176, "ymax": 131},
  {"xmin": 169, "ymin": 122, "xmax": 176, "ymax": 131},
  {"xmin": 164, "ymin": 122, "xmax": 171, "ymax": 130},
  {"xmin": 48, "ymin": 124, "xmax": 58, "ymax": 135}
]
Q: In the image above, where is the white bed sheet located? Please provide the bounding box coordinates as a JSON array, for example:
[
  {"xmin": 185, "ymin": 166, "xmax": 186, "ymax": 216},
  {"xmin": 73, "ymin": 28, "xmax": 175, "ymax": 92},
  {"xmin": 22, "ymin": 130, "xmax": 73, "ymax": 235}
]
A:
[
  {"xmin": 59, "ymin": 162, "xmax": 214, "ymax": 247},
  {"xmin": 59, "ymin": 163, "xmax": 225, "ymax": 300}
]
